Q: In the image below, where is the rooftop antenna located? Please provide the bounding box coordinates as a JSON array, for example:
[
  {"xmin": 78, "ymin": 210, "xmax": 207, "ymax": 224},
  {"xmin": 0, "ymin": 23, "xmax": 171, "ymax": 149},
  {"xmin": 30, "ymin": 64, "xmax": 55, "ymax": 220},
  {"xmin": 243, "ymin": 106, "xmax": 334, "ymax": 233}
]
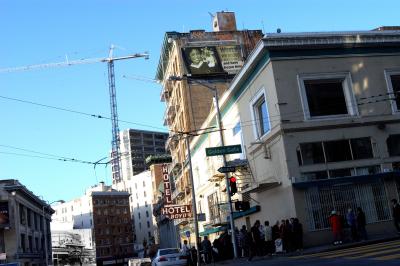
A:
[{"xmin": 261, "ymin": 20, "xmax": 265, "ymax": 34}]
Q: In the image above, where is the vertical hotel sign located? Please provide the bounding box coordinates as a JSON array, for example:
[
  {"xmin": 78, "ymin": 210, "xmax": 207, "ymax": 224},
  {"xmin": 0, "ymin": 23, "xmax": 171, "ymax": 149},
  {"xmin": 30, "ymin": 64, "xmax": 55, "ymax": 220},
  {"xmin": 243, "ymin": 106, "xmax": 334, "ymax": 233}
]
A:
[
  {"xmin": 161, "ymin": 164, "xmax": 192, "ymax": 219},
  {"xmin": 162, "ymin": 163, "xmax": 172, "ymax": 205}
]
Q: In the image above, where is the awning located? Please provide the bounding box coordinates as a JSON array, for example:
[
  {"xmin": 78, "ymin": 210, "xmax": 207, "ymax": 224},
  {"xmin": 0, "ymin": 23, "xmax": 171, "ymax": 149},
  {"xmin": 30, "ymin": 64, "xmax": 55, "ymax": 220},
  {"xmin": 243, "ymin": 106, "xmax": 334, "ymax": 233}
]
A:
[
  {"xmin": 292, "ymin": 171, "xmax": 400, "ymax": 189},
  {"xmin": 242, "ymin": 181, "xmax": 281, "ymax": 193},
  {"xmin": 233, "ymin": 205, "xmax": 261, "ymax": 219},
  {"xmin": 199, "ymin": 226, "xmax": 227, "ymax": 236}
]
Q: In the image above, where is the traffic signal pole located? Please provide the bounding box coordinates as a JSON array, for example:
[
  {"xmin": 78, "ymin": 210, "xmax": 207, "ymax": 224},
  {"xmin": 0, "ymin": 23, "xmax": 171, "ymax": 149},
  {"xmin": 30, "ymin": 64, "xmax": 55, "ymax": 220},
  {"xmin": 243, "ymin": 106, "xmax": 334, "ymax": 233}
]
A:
[{"xmin": 213, "ymin": 89, "xmax": 238, "ymax": 259}]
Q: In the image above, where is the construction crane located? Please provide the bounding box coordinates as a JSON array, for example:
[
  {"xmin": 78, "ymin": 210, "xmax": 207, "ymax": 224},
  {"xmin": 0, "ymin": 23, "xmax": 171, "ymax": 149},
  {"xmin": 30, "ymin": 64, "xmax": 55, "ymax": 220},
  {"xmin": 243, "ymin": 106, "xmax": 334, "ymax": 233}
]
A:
[{"xmin": 0, "ymin": 46, "xmax": 149, "ymax": 183}]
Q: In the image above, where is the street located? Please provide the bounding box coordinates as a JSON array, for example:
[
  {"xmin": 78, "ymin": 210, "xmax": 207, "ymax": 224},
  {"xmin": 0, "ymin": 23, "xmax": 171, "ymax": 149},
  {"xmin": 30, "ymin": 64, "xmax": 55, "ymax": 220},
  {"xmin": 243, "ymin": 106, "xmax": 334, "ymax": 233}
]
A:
[{"xmin": 214, "ymin": 239, "xmax": 400, "ymax": 266}]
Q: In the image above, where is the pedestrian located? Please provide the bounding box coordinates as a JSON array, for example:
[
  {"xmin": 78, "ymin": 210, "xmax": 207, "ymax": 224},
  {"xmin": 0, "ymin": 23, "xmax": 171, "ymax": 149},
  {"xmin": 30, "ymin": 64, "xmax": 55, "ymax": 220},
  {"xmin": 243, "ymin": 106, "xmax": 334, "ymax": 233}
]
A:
[
  {"xmin": 239, "ymin": 225, "xmax": 247, "ymax": 257},
  {"xmin": 201, "ymin": 236, "xmax": 212, "ymax": 264},
  {"xmin": 329, "ymin": 210, "xmax": 343, "ymax": 245},
  {"xmin": 292, "ymin": 218, "xmax": 303, "ymax": 251},
  {"xmin": 346, "ymin": 208, "xmax": 358, "ymax": 241},
  {"xmin": 271, "ymin": 221, "xmax": 280, "ymax": 254},
  {"xmin": 391, "ymin": 199, "xmax": 400, "ymax": 234},
  {"xmin": 356, "ymin": 207, "xmax": 367, "ymax": 241},
  {"xmin": 264, "ymin": 221, "xmax": 273, "ymax": 255},
  {"xmin": 212, "ymin": 238, "xmax": 221, "ymax": 262},
  {"xmin": 258, "ymin": 221, "xmax": 266, "ymax": 255},
  {"xmin": 190, "ymin": 246, "xmax": 197, "ymax": 266},
  {"xmin": 249, "ymin": 220, "xmax": 261, "ymax": 260},
  {"xmin": 234, "ymin": 227, "xmax": 240, "ymax": 258},
  {"xmin": 181, "ymin": 240, "xmax": 191, "ymax": 265}
]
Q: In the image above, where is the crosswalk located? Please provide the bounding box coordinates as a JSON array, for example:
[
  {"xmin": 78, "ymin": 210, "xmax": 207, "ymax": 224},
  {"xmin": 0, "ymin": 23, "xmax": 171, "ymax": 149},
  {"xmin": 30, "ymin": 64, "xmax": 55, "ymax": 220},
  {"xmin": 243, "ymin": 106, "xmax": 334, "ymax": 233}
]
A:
[{"xmin": 291, "ymin": 239, "xmax": 400, "ymax": 261}]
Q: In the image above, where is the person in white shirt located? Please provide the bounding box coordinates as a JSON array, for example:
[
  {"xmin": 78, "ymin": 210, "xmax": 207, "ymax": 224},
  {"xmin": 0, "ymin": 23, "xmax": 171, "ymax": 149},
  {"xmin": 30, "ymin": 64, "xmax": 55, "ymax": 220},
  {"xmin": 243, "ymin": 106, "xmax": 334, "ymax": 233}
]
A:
[{"xmin": 264, "ymin": 221, "xmax": 273, "ymax": 255}]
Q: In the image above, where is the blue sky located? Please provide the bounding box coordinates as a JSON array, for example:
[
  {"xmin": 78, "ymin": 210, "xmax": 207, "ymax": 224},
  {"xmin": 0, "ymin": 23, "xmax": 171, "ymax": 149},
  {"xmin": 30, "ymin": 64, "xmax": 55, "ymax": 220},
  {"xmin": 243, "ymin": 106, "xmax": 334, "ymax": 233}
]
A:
[{"xmin": 1, "ymin": 0, "xmax": 399, "ymax": 203}]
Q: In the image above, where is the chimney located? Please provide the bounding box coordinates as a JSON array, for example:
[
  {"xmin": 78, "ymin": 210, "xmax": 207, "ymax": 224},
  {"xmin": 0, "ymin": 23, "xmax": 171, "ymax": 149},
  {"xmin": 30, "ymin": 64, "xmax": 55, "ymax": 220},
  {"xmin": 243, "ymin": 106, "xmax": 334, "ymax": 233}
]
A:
[{"xmin": 212, "ymin": 11, "xmax": 237, "ymax": 32}]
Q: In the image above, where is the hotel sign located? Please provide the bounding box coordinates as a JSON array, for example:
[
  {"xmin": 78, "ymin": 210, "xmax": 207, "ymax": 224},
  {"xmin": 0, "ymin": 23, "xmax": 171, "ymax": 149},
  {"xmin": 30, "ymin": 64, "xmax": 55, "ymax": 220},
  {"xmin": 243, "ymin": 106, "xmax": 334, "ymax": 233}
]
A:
[
  {"xmin": 162, "ymin": 164, "xmax": 172, "ymax": 205},
  {"xmin": 161, "ymin": 164, "xmax": 193, "ymax": 219},
  {"xmin": 161, "ymin": 204, "xmax": 193, "ymax": 219}
]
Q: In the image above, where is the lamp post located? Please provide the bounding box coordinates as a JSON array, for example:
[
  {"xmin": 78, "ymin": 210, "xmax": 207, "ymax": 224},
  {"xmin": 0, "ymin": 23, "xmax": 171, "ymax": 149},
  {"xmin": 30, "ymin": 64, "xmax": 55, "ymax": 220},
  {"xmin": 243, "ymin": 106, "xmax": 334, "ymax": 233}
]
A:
[
  {"xmin": 168, "ymin": 75, "xmax": 238, "ymax": 259},
  {"xmin": 43, "ymin": 199, "xmax": 65, "ymax": 266}
]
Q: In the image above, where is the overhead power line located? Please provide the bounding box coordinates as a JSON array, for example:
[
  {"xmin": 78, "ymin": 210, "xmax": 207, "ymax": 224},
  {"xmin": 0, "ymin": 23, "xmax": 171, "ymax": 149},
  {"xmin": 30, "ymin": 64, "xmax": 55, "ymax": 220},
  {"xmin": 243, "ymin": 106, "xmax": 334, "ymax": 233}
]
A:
[{"xmin": 0, "ymin": 95, "xmax": 168, "ymax": 132}]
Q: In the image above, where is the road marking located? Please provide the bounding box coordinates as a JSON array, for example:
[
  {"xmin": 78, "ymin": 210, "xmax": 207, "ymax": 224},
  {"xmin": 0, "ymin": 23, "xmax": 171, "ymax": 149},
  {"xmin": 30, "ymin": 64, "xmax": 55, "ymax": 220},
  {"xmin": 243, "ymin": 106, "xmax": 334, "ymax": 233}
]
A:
[
  {"xmin": 291, "ymin": 240, "xmax": 400, "ymax": 259},
  {"xmin": 319, "ymin": 242, "xmax": 400, "ymax": 258},
  {"xmin": 374, "ymin": 253, "xmax": 400, "ymax": 260},
  {"xmin": 347, "ymin": 247, "xmax": 400, "ymax": 259}
]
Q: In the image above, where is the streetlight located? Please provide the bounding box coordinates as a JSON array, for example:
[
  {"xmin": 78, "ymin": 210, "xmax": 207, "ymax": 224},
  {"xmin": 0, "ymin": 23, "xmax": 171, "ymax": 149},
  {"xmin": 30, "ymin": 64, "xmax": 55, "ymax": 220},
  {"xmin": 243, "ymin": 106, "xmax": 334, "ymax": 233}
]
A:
[
  {"xmin": 43, "ymin": 199, "xmax": 65, "ymax": 266},
  {"xmin": 168, "ymin": 75, "xmax": 238, "ymax": 259}
]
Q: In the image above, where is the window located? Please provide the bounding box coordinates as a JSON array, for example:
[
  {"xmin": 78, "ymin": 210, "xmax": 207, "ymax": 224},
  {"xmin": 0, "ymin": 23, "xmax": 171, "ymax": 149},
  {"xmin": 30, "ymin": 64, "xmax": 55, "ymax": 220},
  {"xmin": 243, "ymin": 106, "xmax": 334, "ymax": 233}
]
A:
[
  {"xmin": 232, "ymin": 122, "xmax": 241, "ymax": 136},
  {"xmin": 298, "ymin": 137, "xmax": 373, "ymax": 165},
  {"xmin": 385, "ymin": 71, "xmax": 400, "ymax": 112},
  {"xmin": 145, "ymin": 201, "xmax": 148, "ymax": 207},
  {"xmin": 144, "ymin": 191, "xmax": 147, "ymax": 197},
  {"xmin": 387, "ymin": 134, "xmax": 400, "ymax": 156},
  {"xmin": 299, "ymin": 143, "xmax": 325, "ymax": 165},
  {"xmin": 143, "ymin": 181, "xmax": 146, "ymax": 187},
  {"xmin": 325, "ymin": 140, "xmax": 352, "ymax": 162},
  {"xmin": 147, "ymin": 221, "xmax": 150, "ymax": 228},
  {"xmin": 299, "ymin": 73, "xmax": 357, "ymax": 119},
  {"xmin": 251, "ymin": 91, "xmax": 270, "ymax": 138},
  {"xmin": 146, "ymin": 211, "xmax": 149, "ymax": 217},
  {"xmin": 21, "ymin": 234, "xmax": 26, "ymax": 252}
]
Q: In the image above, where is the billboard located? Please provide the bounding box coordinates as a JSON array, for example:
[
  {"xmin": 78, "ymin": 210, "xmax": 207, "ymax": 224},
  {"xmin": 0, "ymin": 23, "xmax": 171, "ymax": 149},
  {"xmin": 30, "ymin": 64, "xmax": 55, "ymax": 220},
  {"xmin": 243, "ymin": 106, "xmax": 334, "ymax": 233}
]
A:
[
  {"xmin": 182, "ymin": 45, "xmax": 244, "ymax": 76},
  {"xmin": 0, "ymin": 202, "xmax": 9, "ymax": 228}
]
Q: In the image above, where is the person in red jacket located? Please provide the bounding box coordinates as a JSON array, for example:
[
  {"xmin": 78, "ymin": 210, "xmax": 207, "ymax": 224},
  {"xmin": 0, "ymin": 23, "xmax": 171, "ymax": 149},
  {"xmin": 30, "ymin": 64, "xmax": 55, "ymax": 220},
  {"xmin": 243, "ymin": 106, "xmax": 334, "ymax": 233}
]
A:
[{"xmin": 329, "ymin": 210, "xmax": 343, "ymax": 245}]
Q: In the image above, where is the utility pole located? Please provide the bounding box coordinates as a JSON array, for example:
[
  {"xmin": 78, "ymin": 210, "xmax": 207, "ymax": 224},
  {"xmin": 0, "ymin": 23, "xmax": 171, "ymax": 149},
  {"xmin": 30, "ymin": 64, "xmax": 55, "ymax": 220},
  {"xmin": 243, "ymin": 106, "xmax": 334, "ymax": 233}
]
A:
[{"xmin": 168, "ymin": 75, "xmax": 238, "ymax": 259}]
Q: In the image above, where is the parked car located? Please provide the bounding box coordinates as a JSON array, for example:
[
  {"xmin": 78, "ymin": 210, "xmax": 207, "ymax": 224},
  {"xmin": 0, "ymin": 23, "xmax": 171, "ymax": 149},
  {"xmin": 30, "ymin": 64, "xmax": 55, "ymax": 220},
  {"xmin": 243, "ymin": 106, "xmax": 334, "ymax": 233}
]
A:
[{"xmin": 151, "ymin": 248, "xmax": 187, "ymax": 266}]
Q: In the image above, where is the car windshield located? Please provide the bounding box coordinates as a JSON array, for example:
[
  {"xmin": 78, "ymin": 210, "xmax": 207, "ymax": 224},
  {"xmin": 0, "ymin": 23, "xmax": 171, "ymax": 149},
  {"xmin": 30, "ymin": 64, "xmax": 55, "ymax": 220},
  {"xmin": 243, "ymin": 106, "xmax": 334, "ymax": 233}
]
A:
[{"xmin": 159, "ymin": 249, "xmax": 180, "ymax": 255}]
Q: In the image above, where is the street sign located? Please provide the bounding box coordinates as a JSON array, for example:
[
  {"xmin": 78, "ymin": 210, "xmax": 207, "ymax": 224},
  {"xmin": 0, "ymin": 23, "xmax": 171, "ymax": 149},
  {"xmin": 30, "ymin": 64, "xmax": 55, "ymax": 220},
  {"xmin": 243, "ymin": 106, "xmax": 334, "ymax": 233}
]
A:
[
  {"xmin": 206, "ymin": 144, "xmax": 242, "ymax": 157},
  {"xmin": 217, "ymin": 166, "xmax": 236, "ymax": 173}
]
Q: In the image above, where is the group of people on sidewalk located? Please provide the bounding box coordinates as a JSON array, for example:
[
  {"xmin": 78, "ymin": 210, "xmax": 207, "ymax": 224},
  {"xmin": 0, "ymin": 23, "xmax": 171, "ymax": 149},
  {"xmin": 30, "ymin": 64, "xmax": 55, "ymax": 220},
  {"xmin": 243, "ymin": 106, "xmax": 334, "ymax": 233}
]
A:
[
  {"xmin": 329, "ymin": 199, "xmax": 400, "ymax": 245},
  {"xmin": 237, "ymin": 218, "xmax": 304, "ymax": 261},
  {"xmin": 329, "ymin": 207, "xmax": 367, "ymax": 245}
]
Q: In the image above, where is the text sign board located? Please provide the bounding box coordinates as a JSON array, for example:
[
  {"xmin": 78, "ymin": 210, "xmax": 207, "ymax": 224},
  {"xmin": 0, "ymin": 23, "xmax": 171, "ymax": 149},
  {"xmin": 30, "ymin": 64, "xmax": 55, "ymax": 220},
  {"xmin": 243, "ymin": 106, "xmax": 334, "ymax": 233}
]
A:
[
  {"xmin": 206, "ymin": 144, "xmax": 242, "ymax": 157},
  {"xmin": 218, "ymin": 166, "xmax": 236, "ymax": 173},
  {"xmin": 162, "ymin": 205, "xmax": 192, "ymax": 219},
  {"xmin": 162, "ymin": 164, "xmax": 172, "ymax": 205}
]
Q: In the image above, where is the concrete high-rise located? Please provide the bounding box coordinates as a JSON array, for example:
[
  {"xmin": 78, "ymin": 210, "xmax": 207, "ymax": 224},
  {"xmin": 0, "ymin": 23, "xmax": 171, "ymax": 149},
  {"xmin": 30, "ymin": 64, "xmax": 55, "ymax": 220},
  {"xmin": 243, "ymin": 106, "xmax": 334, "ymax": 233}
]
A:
[{"xmin": 112, "ymin": 129, "xmax": 168, "ymax": 183}]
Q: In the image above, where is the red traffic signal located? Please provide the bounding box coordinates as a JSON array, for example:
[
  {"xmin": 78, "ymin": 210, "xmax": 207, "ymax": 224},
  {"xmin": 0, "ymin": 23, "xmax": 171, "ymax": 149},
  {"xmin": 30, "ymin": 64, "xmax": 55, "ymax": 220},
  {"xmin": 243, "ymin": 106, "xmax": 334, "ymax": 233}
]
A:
[{"xmin": 229, "ymin": 176, "xmax": 237, "ymax": 195}]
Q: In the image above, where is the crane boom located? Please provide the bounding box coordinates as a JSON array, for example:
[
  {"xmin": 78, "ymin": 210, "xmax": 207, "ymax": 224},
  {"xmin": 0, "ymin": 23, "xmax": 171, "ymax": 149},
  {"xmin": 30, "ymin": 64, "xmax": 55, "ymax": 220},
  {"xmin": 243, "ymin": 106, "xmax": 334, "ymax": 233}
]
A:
[
  {"xmin": 0, "ymin": 53, "xmax": 149, "ymax": 73},
  {"xmin": 0, "ymin": 50, "xmax": 149, "ymax": 184}
]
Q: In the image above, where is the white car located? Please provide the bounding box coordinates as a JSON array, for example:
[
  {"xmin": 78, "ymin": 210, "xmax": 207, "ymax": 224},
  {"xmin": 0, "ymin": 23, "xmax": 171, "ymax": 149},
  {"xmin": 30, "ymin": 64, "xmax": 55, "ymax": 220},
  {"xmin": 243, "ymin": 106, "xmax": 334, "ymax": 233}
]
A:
[{"xmin": 151, "ymin": 248, "xmax": 188, "ymax": 266}]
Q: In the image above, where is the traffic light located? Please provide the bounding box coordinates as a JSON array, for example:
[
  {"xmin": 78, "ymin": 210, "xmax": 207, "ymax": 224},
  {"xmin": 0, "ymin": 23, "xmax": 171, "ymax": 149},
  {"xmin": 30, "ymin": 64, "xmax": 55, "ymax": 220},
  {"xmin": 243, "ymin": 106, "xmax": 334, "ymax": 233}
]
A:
[{"xmin": 229, "ymin": 176, "xmax": 237, "ymax": 195}]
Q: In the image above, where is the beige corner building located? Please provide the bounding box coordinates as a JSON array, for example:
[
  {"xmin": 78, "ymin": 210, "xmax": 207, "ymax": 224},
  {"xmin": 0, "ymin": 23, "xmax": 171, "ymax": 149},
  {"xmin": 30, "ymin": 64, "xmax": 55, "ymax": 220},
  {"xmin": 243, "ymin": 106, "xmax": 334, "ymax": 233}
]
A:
[
  {"xmin": 156, "ymin": 11, "xmax": 262, "ymax": 243},
  {"xmin": 224, "ymin": 28, "xmax": 400, "ymax": 246}
]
